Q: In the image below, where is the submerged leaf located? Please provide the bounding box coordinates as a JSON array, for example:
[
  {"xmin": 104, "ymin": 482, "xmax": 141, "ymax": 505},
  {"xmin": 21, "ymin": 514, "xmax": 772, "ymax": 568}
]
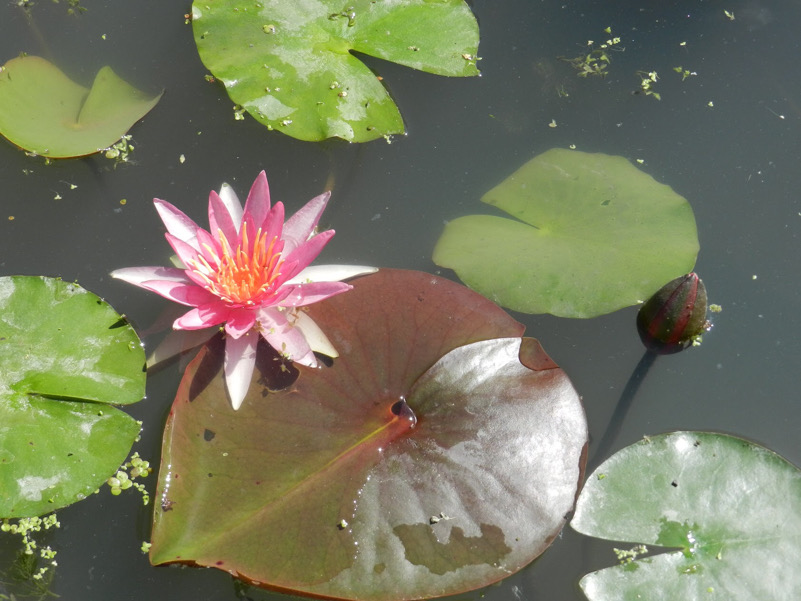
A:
[
  {"xmin": 149, "ymin": 269, "xmax": 587, "ymax": 600},
  {"xmin": 0, "ymin": 56, "xmax": 162, "ymax": 158},
  {"xmin": 433, "ymin": 148, "xmax": 699, "ymax": 318},
  {"xmin": 0, "ymin": 276, "xmax": 146, "ymax": 517},
  {"xmin": 192, "ymin": 0, "xmax": 479, "ymax": 142},
  {"xmin": 571, "ymin": 431, "xmax": 801, "ymax": 601}
]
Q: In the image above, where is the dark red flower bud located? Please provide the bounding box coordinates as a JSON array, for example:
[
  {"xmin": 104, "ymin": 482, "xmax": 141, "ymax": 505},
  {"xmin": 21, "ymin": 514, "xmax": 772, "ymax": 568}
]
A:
[{"xmin": 637, "ymin": 273, "xmax": 708, "ymax": 354}]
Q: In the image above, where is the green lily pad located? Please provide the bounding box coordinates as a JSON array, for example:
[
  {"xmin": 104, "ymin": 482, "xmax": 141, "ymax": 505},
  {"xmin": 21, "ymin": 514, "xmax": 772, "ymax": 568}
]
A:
[
  {"xmin": 192, "ymin": 0, "xmax": 479, "ymax": 142},
  {"xmin": 571, "ymin": 431, "xmax": 801, "ymax": 601},
  {"xmin": 0, "ymin": 55, "xmax": 162, "ymax": 158},
  {"xmin": 432, "ymin": 148, "xmax": 699, "ymax": 318},
  {"xmin": 149, "ymin": 269, "xmax": 587, "ymax": 600},
  {"xmin": 0, "ymin": 276, "xmax": 146, "ymax": 517}
]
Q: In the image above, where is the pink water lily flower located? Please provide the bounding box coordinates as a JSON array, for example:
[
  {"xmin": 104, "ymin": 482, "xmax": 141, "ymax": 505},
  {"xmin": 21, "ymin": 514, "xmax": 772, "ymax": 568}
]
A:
[{"xmin": 112, "ymin": 171, "xmax": 376, "ymax": 410}]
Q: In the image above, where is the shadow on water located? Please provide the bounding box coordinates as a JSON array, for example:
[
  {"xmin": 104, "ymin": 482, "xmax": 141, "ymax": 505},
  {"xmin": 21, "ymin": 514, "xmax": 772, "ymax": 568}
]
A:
[{"xmin": 588, "ymin": 350, "xmax": 659, "ymax": 473}]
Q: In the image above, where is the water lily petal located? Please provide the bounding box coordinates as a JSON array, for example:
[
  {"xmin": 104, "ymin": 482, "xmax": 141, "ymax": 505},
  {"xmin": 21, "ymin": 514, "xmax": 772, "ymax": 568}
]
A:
[
  {"xmin": 174, "ymin": 303, "xmax": 230, "ymax": 330},
  {"xmin": 215, "ymin": 184, "xmax": 243, "ymax": 236},
  {"xmin": 242, "ymin": 170, "xmax": 271, "ymax": 228},
  {"xmin": 258, "ymin": 202, "xmax": 285, "ymax": 251},
  {"xmin": 292, "ymin": 311, "xmax": 339, "ymax": 358},
  {"xmin": 282, "ymin": 192, "xmax": 330, "ymax": 253},
  {"xmin": 285, "ymin": 264, "xmax": 378, "ymax": 285},
  {"xmin": 224, "ymin": 331, "xmax": 258, "ymax": 410},
  {"xmin": 259, "ymin": 281, "xmax": 295, "ymax": 308},
  {"xmin": 278, "ymin": 281, "xmax": 352, "ymax": 307},
  {"xmin": 112, "ymin": 267, "xmax": 215, "ymax": 306},
  {"xmin": 224, "ymin": 309, "xmax": 257, "ymax": 339},
  {"xmin": 281, "ymin": 229, "xmax": 336, "ymax": 280},
  {"xmin": 183, "ymin": 268, "xmax": 214, "ymax": 290},
  {"xmin": 208, "ymin": 190, "xmax": 239, "ymax": 246},
  {"xmin": 111, "ymin": 265, "xmax": 189, "ymax": 286},
  {"xmin": 113, "ymin": 171, "xmax": 357, "ymax": 410},
  {"xmin": 165, "ymin": 233, "xmax": 204, "ymax": 270},
  {"xmin": 194, "ymin": 228, "xmax": 223, "ymax": 269},
  {"xmin": 154, "ymin": 199, "xmax": 202, "ymax": 251},
  {"xmin": 258, "ymin": 308, "xmax": 317, "ymax": 367},
  {"xmin": 138, "ymin": 279, "xmax": 218, "ymax": 307},
  {"xmin": 146, "ymin": 327, "xmax": 218, "ymax": 369}
]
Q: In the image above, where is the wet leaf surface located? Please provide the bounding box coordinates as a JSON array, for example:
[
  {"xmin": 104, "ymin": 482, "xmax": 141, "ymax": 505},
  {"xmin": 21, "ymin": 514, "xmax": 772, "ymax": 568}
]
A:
[
  {"xmin": 433, "ymin": 148, "xmax": 699, "ymax": 318},
  {"xmin": 192, "ymin": 0, "xmax": 479, "ymax": 141},
  {"xmin": 0, "ymin": 56, "xmax": 162, "ymax": 158},
  {"xmin": 150, "ymin": 269, "xmax": 587, "ymax": 600},
  {"xmin": 571, "ymin": 431, "xmax": 801, "ymax": 601},
  {"xmin": 0, "ymin": 276, "xmax": 146, "ymax": 517}
]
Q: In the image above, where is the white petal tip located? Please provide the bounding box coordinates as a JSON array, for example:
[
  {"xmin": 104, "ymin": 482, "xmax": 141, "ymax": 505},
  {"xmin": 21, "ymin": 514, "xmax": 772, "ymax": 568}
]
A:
[
  {"xmin": 226, "ymin": 377, "xmax": 249, "ymax": 411},
  {"xmin": 224, "ymin": 331, "xmax": 258, "ymax": 412},
  {"xmin": 218, "ymin": 182, "xmax": 240, "ymax": 205},
  {"xmin": 353, "ymin": 266, "xmax": 379, "ymax": 277},
  {"xmin": 294, "ymin": 354, "xmax": 319, "ymax": 369},
  {"xmin": 293, "ymin": 312, "xmax": 339, "ymax": 358},
  {"xmin": 230, "ymin": 394, "xmax": 245, "ymax": 411}
]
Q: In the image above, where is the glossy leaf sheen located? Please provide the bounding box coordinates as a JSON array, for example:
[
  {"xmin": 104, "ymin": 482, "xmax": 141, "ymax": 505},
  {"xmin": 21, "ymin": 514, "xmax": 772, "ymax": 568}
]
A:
[
  {"xmin": 0, "ymin": 276, "xmax": 146, "ymax": 517},
  {"xmin": 192, "ymin": 0, "xmax": 479, "ymax": 142},
  {"xmin": 0, "ymin": 56, "xmax": 162, "ymax": 158},
  {"xmin": 571, "ymin": 431, "xmax": 801, "ymax": 600},
  {"xmin": 150, "ymin": 269, "xmax": 587, "ymax": 600},
  {"xmin": 432, "ymin": 149, "xmax": 699, "ymax": 318}
]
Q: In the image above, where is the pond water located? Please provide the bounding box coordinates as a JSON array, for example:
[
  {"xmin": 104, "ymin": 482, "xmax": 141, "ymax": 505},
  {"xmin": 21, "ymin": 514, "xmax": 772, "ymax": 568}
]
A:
[{"xmin": 2, "ymin": 0, "xmax": 800, "ymax": 599}]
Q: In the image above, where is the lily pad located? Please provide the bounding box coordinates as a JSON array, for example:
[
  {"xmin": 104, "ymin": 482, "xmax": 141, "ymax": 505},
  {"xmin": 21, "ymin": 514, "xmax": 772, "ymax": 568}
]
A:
[
  {"xmin": 0, "ymin": 55, "xmax": 162, "ymax": 158},
  {"xmin": 149, "ymin": 269, "xmax": 587, "ymax": 601},
  {"xmin": 432, "ymin": 148, "xmax": 699, "ymax": 318},
  {"xmin": 192, "ymin": 0, "xmax": 479, "ymax": 142},
  {"xmin": 0, "ymin": 276, "xmax": 146, "ymax": 517},
  {"xmin": 571, "ymin": 431, "xmax": 801, "ymax": 601}
]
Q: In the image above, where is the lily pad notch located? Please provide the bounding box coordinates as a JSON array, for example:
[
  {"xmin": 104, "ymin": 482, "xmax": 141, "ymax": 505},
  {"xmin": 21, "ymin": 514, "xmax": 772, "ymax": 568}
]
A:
[
  {"xmin": 0, "ymin": 55, "xmax": 162, "ymax": 158},
  {"xmin": 192, "ymin": 0, "xmax": 480, "ymax": 142},
  {"xmin": 433, "ymin": 148, "xmax": 699, "ymax": 318},
  {"xmin": 148, "ymin": 269, "xmax": 588, "ymax": 601}
]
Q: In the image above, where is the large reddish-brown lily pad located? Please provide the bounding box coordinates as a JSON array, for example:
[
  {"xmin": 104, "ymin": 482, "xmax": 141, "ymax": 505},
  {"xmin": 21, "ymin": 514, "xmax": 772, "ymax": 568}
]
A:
[{"xmin": 149, "ymin": 269, "xmax": 587, "ymax": 600}]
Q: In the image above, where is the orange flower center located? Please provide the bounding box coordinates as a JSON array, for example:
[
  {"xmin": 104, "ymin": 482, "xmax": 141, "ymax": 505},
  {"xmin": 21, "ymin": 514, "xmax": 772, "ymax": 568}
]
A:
[{"xmin": 193, "ymin": 225, "xmax": 284, "ymax": 306}]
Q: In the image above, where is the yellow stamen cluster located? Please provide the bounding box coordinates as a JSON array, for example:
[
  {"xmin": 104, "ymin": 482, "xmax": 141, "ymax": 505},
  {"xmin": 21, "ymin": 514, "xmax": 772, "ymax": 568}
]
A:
[{"xmin": 191, "ymin": 225, "xmax": 283, "ymax": 305}]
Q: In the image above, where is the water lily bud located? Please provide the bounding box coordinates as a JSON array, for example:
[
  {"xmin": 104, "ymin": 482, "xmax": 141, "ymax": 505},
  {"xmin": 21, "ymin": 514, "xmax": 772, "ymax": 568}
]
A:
[{"xmin": 637, "ymin": 273, "xmax": 708, "ymax": 354}]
